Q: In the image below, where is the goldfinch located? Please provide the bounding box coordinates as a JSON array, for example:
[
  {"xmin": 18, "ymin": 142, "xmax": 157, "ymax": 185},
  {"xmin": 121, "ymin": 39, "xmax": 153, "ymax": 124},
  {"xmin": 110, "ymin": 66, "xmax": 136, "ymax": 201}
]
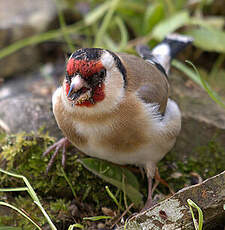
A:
[{"xmin": 44, "ymin": 34, "xmax": 193, "ymax": 210}]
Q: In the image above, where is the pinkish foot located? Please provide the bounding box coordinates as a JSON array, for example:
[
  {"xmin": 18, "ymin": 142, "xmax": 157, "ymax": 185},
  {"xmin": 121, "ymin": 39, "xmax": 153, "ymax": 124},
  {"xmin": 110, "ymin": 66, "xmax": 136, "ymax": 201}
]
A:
[{"xmin": 43, "ymin": 137, "xmax": 71, "ymax": 173}]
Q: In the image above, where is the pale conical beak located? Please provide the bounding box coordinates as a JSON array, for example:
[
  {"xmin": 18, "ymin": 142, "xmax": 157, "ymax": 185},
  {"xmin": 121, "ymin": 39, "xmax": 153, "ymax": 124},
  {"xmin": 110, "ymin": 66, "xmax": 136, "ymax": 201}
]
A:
[{"xmin": 67, "ymin": 74, "xmax": 85, "ymax": 97}]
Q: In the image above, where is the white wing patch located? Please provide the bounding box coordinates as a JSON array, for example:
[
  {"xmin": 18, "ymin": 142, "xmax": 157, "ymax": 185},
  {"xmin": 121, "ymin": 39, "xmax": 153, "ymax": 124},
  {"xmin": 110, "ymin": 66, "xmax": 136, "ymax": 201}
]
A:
[{"xmin": 151, "ymin": 44, "xmax": 171, "ymax": 74}]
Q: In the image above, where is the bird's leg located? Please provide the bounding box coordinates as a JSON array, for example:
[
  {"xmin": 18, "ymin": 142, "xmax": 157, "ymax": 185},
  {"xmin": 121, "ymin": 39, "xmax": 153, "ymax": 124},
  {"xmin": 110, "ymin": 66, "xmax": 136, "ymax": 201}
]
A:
[
  {"xmin": 43, "ymin": 137, "xmax": 71, "ymax": 173},
  {"xmin": 141, "ymin": 175, "xmax": 153, "ymax": 212},
  {"xmin": 154, "ymin": 168, "xmax": 175, "ymax": 195},
  {"xmin": 140, "ymin": 167, "xmax": 174, "ymax": 212}
]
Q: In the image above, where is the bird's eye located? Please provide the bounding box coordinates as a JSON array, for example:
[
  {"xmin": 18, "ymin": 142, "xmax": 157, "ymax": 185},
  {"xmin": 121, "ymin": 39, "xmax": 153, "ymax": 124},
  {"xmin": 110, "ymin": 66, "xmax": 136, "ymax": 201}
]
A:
[{"xmin": 99, "ymin": 69, "xmax": 106, "ymax": 78}]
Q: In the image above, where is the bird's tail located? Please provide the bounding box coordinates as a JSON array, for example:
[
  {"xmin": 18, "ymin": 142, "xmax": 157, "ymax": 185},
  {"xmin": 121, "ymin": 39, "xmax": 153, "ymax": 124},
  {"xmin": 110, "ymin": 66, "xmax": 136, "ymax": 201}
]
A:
[{"xmin": 137, "ymin": 33, "xmax": 193, "ymax": 75}]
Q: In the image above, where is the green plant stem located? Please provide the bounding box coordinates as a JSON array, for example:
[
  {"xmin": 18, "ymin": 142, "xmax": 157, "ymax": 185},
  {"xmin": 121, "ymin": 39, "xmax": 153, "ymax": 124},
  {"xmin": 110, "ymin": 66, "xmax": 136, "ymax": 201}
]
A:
[
  {"xmin": 0, "ymin": 22, "xmax": 83, "ymax": 60},
  {"xmin": 164, "ymin": 0, "xmax": 175, "ymax": 15},
  {"xmin": 0, "ymin": 187, "xmax": 28, "ymax": 192},
  {"xmin": 84, "ymin": 1, "xmax": 111, "ymax": 26},
  {"xmin": 105, "ymin": 185, "xmax": 123, "ymax": 211},
  {"xmin": 210, "ymin": 54, "xmax": 225, "ymax": 78},
  {"xmin": 55, "ymin": 0, "xmax": 74, "ymax": 52},
  {"xmin": 187, "ymin": 199, "xmax": 203, "ymax": 230},
  {"xmin": 172, "ymin": 60, "xmax": 202, "ymax": 86},
  {"xmin": 68, "ymin": 223, "xmax": 84, "ymax": 229},
  {"xmin": 0, "ymin": 201, "xmax": 42, "ymax": 230},
  {"xmin": 0, "ymin": 168, "xmax": 57, "ymax": 230},
  {"xmin": 34, "ymin": 201, "xmax": 57, "ymax": 230},
  {"xmin": 196, "ymin": 0, "xmax": 207, "ymax": 16},
  {"xmin": 115, "ymin": 16, "xmax": 128, "ymax": 51},
  {"xmin": 61, "ymin": 167, "xmax": 78, "ymax": 200},
  {"xmin": 83, "ymin": 216, "xmax": 112, "ymax": 221},
  {"xmin": 94, "ymin": 0, "xmax": 120, "ymax": 47},
  {"xmin": 0, "ymin": 168, "xmax": 40, "ymax": 203},
  {"xmin": 122, "ymin": 174, "xmax": 128, "ymax": 210},
  {"xmin": 186, "ymin": 60, "xmax": 225, "ymax": 109}
]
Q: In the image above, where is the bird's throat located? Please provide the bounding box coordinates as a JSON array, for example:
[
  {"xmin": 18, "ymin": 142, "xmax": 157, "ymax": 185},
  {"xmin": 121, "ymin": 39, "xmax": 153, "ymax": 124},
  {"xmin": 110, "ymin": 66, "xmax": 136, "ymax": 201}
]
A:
[{"xmin": 65, "ymin": 82, "xmax": 105, "ymax": 107}]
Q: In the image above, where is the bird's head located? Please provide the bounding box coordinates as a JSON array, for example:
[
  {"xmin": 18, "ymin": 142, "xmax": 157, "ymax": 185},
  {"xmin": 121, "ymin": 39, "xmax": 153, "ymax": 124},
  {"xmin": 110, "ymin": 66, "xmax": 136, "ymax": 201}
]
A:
[{"xmin": 64, "ymin": 48, "xmax": 127, "ymax": 110}]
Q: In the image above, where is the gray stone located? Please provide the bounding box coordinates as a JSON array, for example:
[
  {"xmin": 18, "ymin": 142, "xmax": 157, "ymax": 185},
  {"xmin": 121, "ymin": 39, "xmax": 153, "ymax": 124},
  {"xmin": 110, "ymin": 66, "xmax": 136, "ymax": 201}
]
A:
[
  {"xmin": 170, "ymin": 71, "xmax": 225, "ymax": 157},
  {"xmin": 0, "ymin": 0, "xmax": 57, "ymax": 78},
  {"xmin": 0, "ymin": 94, "xmax": 60, "ymax": 137},
  {"xmin": 0, "ymin": 65, "xmax": 62, "ymax": 138},
  {"xmin": 0, "ymin": 0, "xmax": 56, "ymax": 32},
  {"xmin": 119, "ymin": 171, "xmax": 225, "ymax": 230}
]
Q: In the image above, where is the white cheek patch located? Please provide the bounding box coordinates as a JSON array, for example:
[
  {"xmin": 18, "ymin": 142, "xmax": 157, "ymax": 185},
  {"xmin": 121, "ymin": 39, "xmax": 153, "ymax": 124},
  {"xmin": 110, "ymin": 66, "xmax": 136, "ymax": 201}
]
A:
[{"xmin": 101, "ymin": 51, "xmax": 114, "ymax": 70}]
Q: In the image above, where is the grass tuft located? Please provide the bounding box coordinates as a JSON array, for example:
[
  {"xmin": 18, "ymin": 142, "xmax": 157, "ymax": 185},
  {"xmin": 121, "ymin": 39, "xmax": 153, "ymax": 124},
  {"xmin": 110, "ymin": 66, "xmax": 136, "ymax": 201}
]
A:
[
  {"xmin": 187, "ymin": 199, "xmax": 203, "ymax": 230},
  {"xmin": 0, "ymin": 168, "xmax": 57, "ymax": 230}
]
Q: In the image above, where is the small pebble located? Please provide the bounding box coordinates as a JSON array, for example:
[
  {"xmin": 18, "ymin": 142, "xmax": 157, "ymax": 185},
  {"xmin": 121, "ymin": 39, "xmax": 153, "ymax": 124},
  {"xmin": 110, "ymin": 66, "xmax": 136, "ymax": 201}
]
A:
[
  {"xmin": 97, "ymin": 222, "xmax": 105, "ymax": 229},
  {"xmin": 171, "ymin": 172, "xmax": 183, "ymax": 179},
  {"xmin": 102, "ymin": 207, "xmax": 115, "ymax": 217}
]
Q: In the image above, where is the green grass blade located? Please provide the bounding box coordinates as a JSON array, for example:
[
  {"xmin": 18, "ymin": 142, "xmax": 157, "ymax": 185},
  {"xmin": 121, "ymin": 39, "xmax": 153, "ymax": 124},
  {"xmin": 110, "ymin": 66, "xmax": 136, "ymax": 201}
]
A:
[
  {"xmin": 105, "ymin": 185, "xmax": 122, "ymax": 211},
  {"xmin": 103, "ymin": 15, "xmax": 128, "ymax": 52},
  {"xmin": 61, "ymin": 167, "xmax": 78, "ymax": 200},
  {"xmin": 83, "ymin": 216, "xmax": 112, "ymax": 221},
  {"xmin": 143, "ymin": 3, "xmax": 165, "ymax": 34},
  {"xmin": 123, "ymin": 218, "xmax": 128, "ymax": 230},
  {"xmin": 189, "ymin": 16, "xmax": 225, "ymax": 30},
  {"xmin": 0, "ymin": 168, "xmax": 26, "ymax": 178},
  {"xmin": 34, "ymin": 201, "xmax": 57, "ymax": 230},
  {"xmin": 0, "ymin": 168, "xmax": 40, "ymax": 202},
  {"xmin": 84, "ymin": 1, "xmax": 111, "ymax": 26},
  {"xmin": 122, "ymin": 174, "xmax": 128, "ymax": 210},
  {"xmin": 172, "ymin": 60, "xmax": 225, "ymax": 109},
  {"xmin": 0, "ymin": 227, "xmax": 22, "ymax": 230},
  {"xmin": 210, "ymin": 54, "xmax": 225, "ymax": 78},
  {"xmin": 187, "ymin": 199, "xmax": 203, "ymax": 230},
  {"xmin": 68, "ymin": 224, "xmax": 84, "ymax": 229},
  {"xmin": 94, "ymin": 0, "xmax": 120, "ymax": 47},
  {"xmin": 152, "ymin": 11, "xmax": 190, "ymax": 40},
  {"xmin": 0, "ymin": 201, "xmax": 42, "ymax": 230},
  {"xmin": 0, "ymin": 187, "xmax": 28, "ymax": 192},
  {"xmin": 115, "ymin": 16, "xmax": 128, "ymax": 51},
  {"xmin": 172, "ymin": 60, "xmax": 202, "ymax": 86},
  {"xmin": 186, "ymin": 27, "xmax": 225, "ymax": 53},
  {"xmin": 0, "ymin": 168, "xmax": 57, "ymax": 230},
  {"xmin": 103, "ymin": 35, "xmax": 118, "ymax": 51},
  {"xmin": 185, "ymin": 61, "xmax": 225, "ymax": 109},
  {"xmin": 55, "ymin": 0, "xmax": 75, "ymax": 52},
  {"xmin": 0, "ymin": 22, "xmax": 83, "ymax": 60},
  {"xmin": 164, "ymin": 0, "xmax": 176, "ymax": 15}
]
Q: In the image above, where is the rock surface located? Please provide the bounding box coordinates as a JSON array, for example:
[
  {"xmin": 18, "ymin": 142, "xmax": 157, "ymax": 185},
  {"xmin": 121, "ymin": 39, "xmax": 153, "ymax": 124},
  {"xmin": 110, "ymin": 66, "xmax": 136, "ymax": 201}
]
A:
[
  {"xmin": 0, "ymin": 64, "xmax": 63, "ymax": 137},
  {"xmin": 0, "ymin": 94, "xmax": 60, "ymax": 138},
  {"xmin": 119, "ymin": 171, "xmax": 225, "ymax": 230},
  {"xmin": 0, "ymin": 0, "xmax": 57, "ymax": 78},
  {"xmin": 170, "ymin": 71, "xmax": 225, "ymax": 157}
]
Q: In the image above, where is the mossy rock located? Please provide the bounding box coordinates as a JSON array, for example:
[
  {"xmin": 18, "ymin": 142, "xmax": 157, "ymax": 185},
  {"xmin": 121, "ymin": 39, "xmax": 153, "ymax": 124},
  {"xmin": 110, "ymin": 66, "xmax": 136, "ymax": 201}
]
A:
[
  {"xmin": 158, "ymin": 138, "xmax": 225, "ymax": 193},
  {"xmin": 0, "ymin": 131, "xmax": 117, "ymax": 229}
]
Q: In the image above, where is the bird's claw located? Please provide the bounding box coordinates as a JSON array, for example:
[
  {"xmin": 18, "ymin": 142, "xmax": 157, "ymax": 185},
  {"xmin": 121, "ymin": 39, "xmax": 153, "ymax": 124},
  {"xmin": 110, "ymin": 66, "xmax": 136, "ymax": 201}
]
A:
[{"xmin": 43, "ymin": 137, "xmax": 70, "ymax": 174}]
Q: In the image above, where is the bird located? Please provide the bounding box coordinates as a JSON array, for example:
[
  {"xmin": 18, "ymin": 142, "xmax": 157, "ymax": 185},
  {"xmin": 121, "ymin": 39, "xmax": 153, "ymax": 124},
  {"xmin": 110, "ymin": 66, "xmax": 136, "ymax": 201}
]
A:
[{"xmin": 43, "ymin": 33, "xmax": 193, "ymax": 211}]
